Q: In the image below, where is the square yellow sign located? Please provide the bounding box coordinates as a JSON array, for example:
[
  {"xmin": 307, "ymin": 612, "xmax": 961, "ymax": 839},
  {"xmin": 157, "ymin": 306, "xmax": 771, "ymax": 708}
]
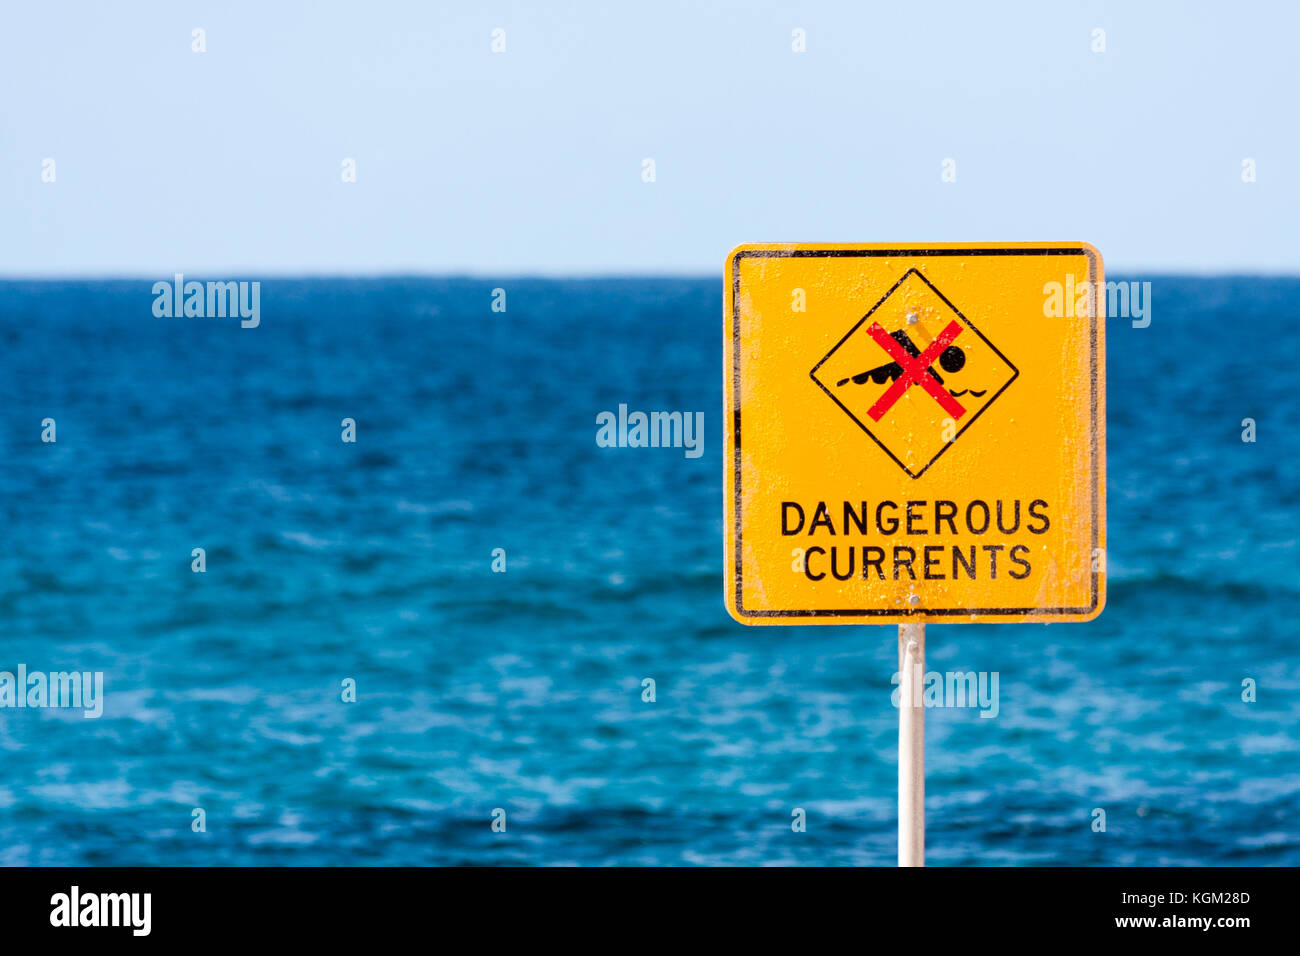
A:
[{"xmin": 724, "ymin": 243, "xmax": 1106, "ymax": 624}]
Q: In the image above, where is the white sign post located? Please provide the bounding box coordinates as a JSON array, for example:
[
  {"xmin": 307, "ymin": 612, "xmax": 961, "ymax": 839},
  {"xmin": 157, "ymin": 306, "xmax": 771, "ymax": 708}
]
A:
[{"xmin": 898, "ymin": 623, "xmax": 925, "ymax": 866}]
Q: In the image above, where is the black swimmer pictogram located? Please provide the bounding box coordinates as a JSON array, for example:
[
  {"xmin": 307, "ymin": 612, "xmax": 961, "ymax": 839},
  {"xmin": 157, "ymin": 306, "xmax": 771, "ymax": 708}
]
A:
[{"xmin": 835, "ymin": 329, "xmax": 987, "ymax": 398}]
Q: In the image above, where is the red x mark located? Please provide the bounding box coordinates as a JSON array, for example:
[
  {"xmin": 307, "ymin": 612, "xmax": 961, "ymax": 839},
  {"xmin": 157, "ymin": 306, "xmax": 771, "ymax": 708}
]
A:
[{"xmin": 865, "ymin": 320, "xmax": 967, "ymax": 422}]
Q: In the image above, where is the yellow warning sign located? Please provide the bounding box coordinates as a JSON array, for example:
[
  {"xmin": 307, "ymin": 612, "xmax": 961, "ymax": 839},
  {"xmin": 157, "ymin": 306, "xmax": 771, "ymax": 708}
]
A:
[{"xmin": 724, "ymin": 243, "xmax": 1106, "ymax": 624}]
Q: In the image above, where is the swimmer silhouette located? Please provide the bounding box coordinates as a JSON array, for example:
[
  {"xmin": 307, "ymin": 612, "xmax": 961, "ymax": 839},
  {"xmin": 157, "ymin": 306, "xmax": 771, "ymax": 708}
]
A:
[{"xmin": 836, "ymin": 329, "xmax": 984, "ymax": 397}]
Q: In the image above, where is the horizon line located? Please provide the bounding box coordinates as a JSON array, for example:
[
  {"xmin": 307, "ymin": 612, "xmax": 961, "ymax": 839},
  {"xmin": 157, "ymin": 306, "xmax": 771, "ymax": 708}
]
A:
[{"xmin": 2, "ymin": 268, "xmax": 1299, "ymax": 282}]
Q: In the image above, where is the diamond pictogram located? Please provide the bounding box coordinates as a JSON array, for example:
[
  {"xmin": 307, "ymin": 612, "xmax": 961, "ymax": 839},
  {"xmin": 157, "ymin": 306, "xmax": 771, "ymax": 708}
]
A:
[{"xmin": 809, "ymin": 269, "xmax": 1018, "ymax": 478}]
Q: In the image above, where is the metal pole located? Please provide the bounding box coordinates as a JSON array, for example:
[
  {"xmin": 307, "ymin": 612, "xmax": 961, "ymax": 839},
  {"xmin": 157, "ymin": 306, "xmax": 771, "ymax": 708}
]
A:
[{"xmin": 898, "ymin": 622, "xmax": 925, "ymax": 866}]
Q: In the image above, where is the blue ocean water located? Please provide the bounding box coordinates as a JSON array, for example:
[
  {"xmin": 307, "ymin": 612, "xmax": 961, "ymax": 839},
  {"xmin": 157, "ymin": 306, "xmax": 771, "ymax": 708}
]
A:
[{"xmin": 0, "ymin": 276, "xmax": 1297, "ymax": 866}]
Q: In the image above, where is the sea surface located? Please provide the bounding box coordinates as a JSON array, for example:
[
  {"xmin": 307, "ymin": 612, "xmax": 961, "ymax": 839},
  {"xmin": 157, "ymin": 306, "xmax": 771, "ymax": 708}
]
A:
[{"xmin": 0, "ymin": 276, "xmax": 1297, "ymax": 866}]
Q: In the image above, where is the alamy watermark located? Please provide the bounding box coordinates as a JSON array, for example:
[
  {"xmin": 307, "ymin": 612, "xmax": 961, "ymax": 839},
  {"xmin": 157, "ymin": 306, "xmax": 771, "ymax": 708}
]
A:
[
  {"xmin": 50, "ymin": 886, "xmax": 150, "ymax": 936},
  {"xmin": 152, "ymin": 273, "xmax": 260, "ymax": 328},
  {"xmin": 0, "ymin": 664, "xmax": 103, "ymax": 718},
  {"xmin": 1043, "ymin": 274, "xmax": 1150, "ymax": 328},
  {"xmin": 892, "ymin": 668, "xmax": 999, "ymax": 717},
  {"xmin": 596, "ymin": 404, "xmax": 704, "ymax": 459}
]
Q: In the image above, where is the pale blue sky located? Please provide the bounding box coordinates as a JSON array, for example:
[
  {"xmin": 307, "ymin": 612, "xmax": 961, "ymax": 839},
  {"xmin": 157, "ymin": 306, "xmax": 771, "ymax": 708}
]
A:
[{"xmin": 2, "ymin": 1, "xmax": 1296, "ymax": 276}]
